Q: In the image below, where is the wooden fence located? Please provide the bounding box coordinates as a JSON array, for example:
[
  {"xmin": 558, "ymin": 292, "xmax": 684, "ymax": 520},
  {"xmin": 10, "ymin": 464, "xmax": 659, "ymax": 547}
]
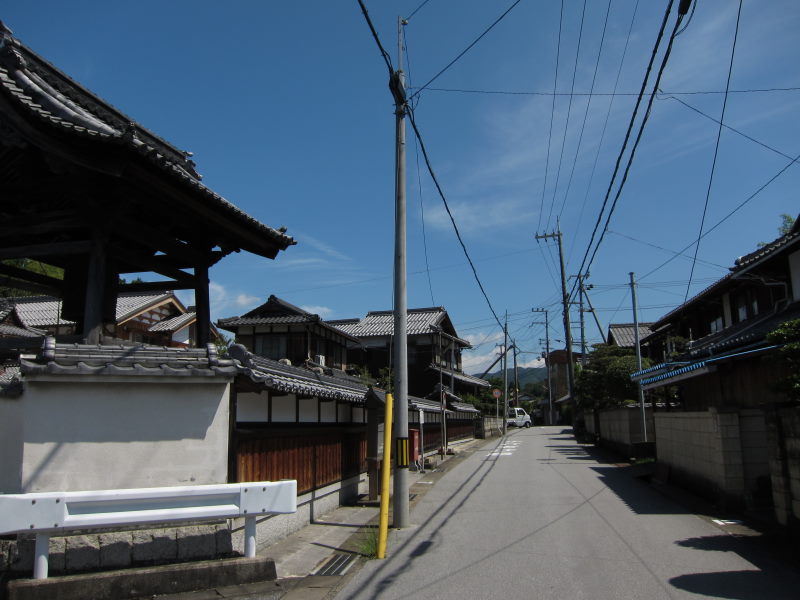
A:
[{"xmin": 236, "ymin": 426, "xmax": 367, "ymax": 494}]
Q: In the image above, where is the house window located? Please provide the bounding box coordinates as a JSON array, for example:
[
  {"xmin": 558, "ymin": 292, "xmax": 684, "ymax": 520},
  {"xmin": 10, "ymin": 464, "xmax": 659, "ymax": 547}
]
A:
[
  {"xmin": 709, "ymin": 315, "xmax": 723, "ymax": 334},
  {"xmin": 255, "ymin": 335, "xmax": 287, "ymax": 361}
]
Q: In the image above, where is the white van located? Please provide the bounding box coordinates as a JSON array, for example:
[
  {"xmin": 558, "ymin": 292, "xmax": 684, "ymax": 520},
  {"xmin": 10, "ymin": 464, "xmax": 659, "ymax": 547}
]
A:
[{"xmin": 506, "ymin": 407, "xmax": 532, "ymax": 428}]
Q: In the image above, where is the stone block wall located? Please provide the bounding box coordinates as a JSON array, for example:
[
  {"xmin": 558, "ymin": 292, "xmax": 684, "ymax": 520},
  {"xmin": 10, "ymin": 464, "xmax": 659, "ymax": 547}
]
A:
[
  {"xmin": 0, "ymin": 523, "xmax": 233, "ymax": 576},
  {"xmin": 654, "ymin": 409, "xmax": 748, "ymax": 507}
]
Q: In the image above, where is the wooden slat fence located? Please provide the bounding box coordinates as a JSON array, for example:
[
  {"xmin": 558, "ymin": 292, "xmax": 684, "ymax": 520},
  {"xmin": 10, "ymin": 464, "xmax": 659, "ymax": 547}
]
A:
[{"xmin": 236, "ymin": 427, "xmax": 367, "ymax": 494}]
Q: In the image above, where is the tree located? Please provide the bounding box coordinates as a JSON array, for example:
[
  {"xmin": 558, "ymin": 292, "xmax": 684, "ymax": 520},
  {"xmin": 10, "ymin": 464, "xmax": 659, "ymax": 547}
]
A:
[
  {"xmin": 575, "ymin": 343, "xmax": 651, "ymax": 409},
  {"xmin": 766, "ymin": 319, "xmax": 800, "ymax": 401},
  {"xmin": 0, "ymin": 259, "xmax": 64, "ymax": 297},
  {"xmin": 758, "ymin": 214, "xmax": 796, "ymax": 247}
]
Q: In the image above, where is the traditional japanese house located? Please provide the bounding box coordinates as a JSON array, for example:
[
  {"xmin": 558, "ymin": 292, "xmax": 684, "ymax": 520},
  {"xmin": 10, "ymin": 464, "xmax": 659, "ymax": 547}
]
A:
[
  {"xmin": 631, "ymin": 214, "xmax": 800, "ymax": 517},
  {"xmin": 6, "ymin": 291, "xmax": 208, "ymax": 347},
  {"xmin": 217, "ymin": 295, "xmax": 358, "ymax": 369}
]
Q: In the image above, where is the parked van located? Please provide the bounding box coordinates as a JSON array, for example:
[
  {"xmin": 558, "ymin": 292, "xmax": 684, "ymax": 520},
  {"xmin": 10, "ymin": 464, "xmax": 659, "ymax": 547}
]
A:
[{"xmin": 506, "ymin": 407, "xmax": 532, "ymax": 428}]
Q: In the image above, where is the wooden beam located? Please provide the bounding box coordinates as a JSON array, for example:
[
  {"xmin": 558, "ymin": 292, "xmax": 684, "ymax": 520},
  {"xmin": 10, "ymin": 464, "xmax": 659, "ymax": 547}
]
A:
[
  {"xmin": 0, "ymin": 240, "xmax": 93, "ymax": 260},
  {"xmin": 0, "ymin": 215, "xmax": 87, "ymax": 238},
  {"xmin": 0, "ymin": 275, "xmax": 56, "ymax": 295},
  {"xmin": 195, "ymin": 262, "xmax": 211, "ymax": 347},
  {"xmin": 109, "ymin": 244, "xmax": 195, "ymax": 283},
  {"xmin": 83, "ymin": 237, "xmax": 107, "ymax": 344},
  {"xmin": 114, "ymin": 226, "xmax": 207, "ymax": 265}
]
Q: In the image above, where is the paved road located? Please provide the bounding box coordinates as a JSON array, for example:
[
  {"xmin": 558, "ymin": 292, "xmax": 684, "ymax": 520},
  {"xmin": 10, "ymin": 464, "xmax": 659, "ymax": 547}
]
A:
[{"xmin": 336, "ymin": 426, "xmax": 800, "ymax": 600}]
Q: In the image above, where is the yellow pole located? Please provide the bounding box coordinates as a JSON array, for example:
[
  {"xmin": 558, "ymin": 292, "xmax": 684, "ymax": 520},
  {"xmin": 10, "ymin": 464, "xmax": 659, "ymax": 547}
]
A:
[{"xmin": 377, "ymin": 392, "xmax": 394, "ymax": 559}]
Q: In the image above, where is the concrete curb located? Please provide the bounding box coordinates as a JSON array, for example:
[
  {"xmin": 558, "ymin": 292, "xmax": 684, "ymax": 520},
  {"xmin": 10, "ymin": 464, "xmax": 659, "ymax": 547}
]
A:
[{"xmin": 3, "ymin": 556, "xmax": 277, "ymax": 600}]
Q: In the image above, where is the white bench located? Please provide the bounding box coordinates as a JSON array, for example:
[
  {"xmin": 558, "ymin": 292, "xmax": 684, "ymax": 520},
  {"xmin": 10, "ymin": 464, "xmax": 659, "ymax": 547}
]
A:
[{"xmin": 0, "ymin": 481, "xmax": 297, "ymax": 579}]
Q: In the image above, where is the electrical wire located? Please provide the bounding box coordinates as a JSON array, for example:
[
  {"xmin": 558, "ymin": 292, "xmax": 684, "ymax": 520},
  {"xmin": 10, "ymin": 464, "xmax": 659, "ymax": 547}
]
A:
[
  {"xmin": 567, "ymin": 0, "xmax": 639, "ymax": 265},
  {"xmin": 557, "ymin": 0, "xmax": 612, "ymax": 221},
  {"xmin": 660, "ymin": 92, "xmax": 800, "ymax": 167},
  {"xmin": 546, "ymin": 0, "xmax": 588, "ymax": 229},
  {"xmin": 538, "ymin": 0, "xmax": 564, "ymax": 233},
  {"xmin": 356, "ymin": 0, "xmax": 394, "ymax": 76},
  {"xmin": 408, "ymin": 0, "xmax": 523, "ymax": 101},
  {"xmin": 684, "ymin": 0, "xmax": 743, "ymax": 302},
  {"xmin": 581, "ymin": 1, "xmax": 687, "ymax": 286},
  {"xmin": 415, "ymin": 86, "xmax": 800, "ymax": 97},
  {"xmin": 606, "ymin": 229, "xmax": 728, "ymax": 270},
  {"xmin": 571, "ymin": 0, "xmax": 676, "ymax": 297},
  {"xmin": 641, "ymin": 148, "xmax": 800, "ymax": 281},
  {"xmin": 406, "ymin": 0, "xmax": 433, "ymax": 21},
  {"xmin": 406, "ymin": 105, "xmax": 504, "ymax": 331}
]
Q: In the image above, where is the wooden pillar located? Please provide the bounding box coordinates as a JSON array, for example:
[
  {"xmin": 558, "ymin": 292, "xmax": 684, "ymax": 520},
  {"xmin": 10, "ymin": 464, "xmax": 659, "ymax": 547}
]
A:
[
  {"xmin": 195, "ymin": 261, "xmax": 210, "ymax": 347},
  {"xmin": 83, "ymin": 236, "xmax": 107, "ymax": 344}
]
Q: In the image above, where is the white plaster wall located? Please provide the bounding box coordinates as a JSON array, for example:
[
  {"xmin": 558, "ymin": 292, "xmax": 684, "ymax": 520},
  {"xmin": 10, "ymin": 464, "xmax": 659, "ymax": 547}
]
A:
[
  {"xmin": 337, "ymin": 402, "xmax": 351, "ymax": 423},
  {"xmin": 0, "ymin": 396, "xmax": 24, "ymax": 492},
  {"xmin": 271, "ymin": 395, "xmax": 295, "ymax": 422},
  {"xmin": 19, "ymin": 378, "xmax": 230, "ymax": 493},
  {"xmin": 320, "ymin": 400, "xmax": 336, "ymax": 423},
  {"xmin": 237, "ymin": 391, "xmax": 268, "ymax": 422},
  {"xmin": 298, "ymin": 397, "xmax": 317, "ymax": 422}
]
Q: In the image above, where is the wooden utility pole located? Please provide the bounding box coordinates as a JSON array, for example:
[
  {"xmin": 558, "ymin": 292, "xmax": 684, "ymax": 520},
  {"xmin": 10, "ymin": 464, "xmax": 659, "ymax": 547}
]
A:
[
  {"xmin": 535, "ymin": 226, "xmax": 575, "ymax": 404},
  {"xmin": 502, "ymin": 311, "xmax": 508, "ymax": 436},
  {"xmin": 630, "ymin": 272, "xmax": 648, "ymax": 443},
  {"xmin": 532, "ymin": 308, "xmax": 553, "ymax": 424}
]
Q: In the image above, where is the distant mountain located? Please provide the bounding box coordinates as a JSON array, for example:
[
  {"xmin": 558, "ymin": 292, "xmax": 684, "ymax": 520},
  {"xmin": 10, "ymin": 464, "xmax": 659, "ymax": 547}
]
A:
[{"xmin": 477, "ymin": 366, "xmax": 547, "ymax": 388}]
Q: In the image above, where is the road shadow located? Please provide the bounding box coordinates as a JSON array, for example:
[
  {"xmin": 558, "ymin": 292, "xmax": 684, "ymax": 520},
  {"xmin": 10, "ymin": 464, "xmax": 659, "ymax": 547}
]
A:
[{"xmin": 668, "ymin": 534, "xmax": 800, "ymax": 598}]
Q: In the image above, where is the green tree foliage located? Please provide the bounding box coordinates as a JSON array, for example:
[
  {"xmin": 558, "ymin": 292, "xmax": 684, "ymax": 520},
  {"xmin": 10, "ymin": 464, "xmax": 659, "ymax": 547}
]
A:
[
  {"xmin": 0, "ymin": 259, "xmax": 64, "ymax": 297},
  {"xmin": 766, "ymin": 318, "xmax": 800, "ymax": 401},
  {"xmin": 576, "ymin": 343, "xmax": 651, "ymax": 409}
]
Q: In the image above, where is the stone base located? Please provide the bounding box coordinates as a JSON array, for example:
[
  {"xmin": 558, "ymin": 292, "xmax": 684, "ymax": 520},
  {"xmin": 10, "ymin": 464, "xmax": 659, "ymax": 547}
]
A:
[{"xmin": 4, "ymin": 556, "xmax": 276, "ymax": 600}]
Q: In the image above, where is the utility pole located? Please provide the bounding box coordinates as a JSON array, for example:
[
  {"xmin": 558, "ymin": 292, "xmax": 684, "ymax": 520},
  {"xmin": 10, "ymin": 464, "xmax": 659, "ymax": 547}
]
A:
[
  {"xmin": 629, "ymin": 272, "xmax": 648, "ymax": 443},
  {"xmin": 513, "ymin": 345, "xmax": 519, "ymax": 409},
  {"xmin": 502, "ymin": 311, "xmax": 508, "ymax": 436},
  {"xmin": 581, "ymin": 280, "xmax": 605, "ymax": 340},
  {"xmin": 532, "ymin": 308, "xmax": 553, "ymax": 425},
  {"xmin": 390, "ymin": 16, "xmax": 409, "ymax": 529},
  {"xmin": 535, "ymin": 225, "xmax": 576, "ymax": 405},
  {"xmin": 578, "ymin": 275, "xmax": 587, "ymax": 365}
]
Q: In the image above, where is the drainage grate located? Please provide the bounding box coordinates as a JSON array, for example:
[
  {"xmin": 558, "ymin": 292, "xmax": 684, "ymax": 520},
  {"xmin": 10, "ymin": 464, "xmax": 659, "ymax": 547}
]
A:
[{"xmin": 315, "ymin": 552, "xmax": 357, "ymax": 576}]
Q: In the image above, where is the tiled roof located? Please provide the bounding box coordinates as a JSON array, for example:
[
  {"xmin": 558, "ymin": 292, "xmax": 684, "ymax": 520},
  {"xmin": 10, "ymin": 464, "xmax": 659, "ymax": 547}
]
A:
[
  {"xmin": 369, "ymin": 388, "xmax": 452, "ymax": 414},
  {"xmin": 0, "ymin": 322, "xmax": 44, "ymax": 338},
  {"xmin": 0, "ymin": 23, "xmax": 294, "ymax": 257},
  {"xmin": 229, "ymin": 344, "xmax": 368, "ymax": 403},
  {"xmin": 651, "ymin": 222, "xmax": 800, "ymax": 329},
  {"xmin": 9, "ymin": 292, "xmax": 181, "ymax": 329},
  {"xmin": 608, "ymin": 323, "xmax": 654, "ymax": 348},
  {"xmin": 20, "ymin": 338, "xmax": 236, "ymax": 378},
  {"xmin": 0, "ymin": 363, "xmax": 22, "ymax": 398},
  {"xmin": 148, "ymin": 312, "xmax": 196, "ymax": 333},
  {"xmin": 330, "ymin": 308, "xmax": 469, "ymax": 345},
  {"xmin": 218, "ymin": 296, "xmax": 360, "ymax": 342}
]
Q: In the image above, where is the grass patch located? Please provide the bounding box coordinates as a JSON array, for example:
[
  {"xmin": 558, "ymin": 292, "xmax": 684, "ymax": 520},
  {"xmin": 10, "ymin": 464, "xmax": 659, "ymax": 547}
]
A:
[{"xmin": 355, "ymin": 526, "xmax": 380, "ymax": 559}]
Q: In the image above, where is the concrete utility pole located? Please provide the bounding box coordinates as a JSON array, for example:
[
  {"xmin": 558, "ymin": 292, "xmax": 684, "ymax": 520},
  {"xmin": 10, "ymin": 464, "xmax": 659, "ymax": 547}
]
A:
[
  {"xmin": 535, "ymin": 226, "xmax": 576, "ymax": 405},
  {"xmin": 581, "ymin": 280, "xmax": 605, "ymax": 340},
  {"xmin": 391, "ymin": 16, "xmax": 409, "ymax": 528},
  {"xmin": 532, "ymin": 308, "xmax": 553, "ymax": 424},
  {"xmin": 502, "ymin": 311, "xmax": 508, "ymax": 436},
  {"xmin": 513, "ymin": 345, "xmax": 519, "ymax": 408},
  {"xmin": 578, "ymin": 275, "xmax": 587, "ymax": 365},
  {"xmin": 629, "ymin": 272, "xmax": 648, "ymax": 443}
]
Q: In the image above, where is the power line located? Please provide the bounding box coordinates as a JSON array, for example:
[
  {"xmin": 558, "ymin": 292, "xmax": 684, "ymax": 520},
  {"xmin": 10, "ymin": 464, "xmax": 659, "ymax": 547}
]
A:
[
  {"xmin": 684, "ymin": 0, "xmax": 743, "ymax": 301},
  {"xmin": 406, "ymin": 105, "xmax": 504, "ymax": 330},
  {"xmin": 538, "ymin": 0, "xmax": 564, "ymax": 233},
  {"xmin": 581, "ymin": 0, "xmax": 688, "ymax": 287},
  {"xmin": 571, "ymin": 0, "xmax": 677, "ymax": 296},
  {"xmin": 356, "ymin": 0, "xmax": 394, "ymax": 76},
  {"xmin": 606, "ymin": 229, "xmax": 728, "ymax": 270},
  {"xmin": 408, "ymin": 0, "xmax": 523, "ymax": 101},
  {"xmin": 557, "ymin": 0, "xmax": 612, "ymax": 221},
  {"xmin": 660, "ymin": 92, "xmax": 800, "ymax": 167},
  {"xmin": 641, "ymin": 148, "xmax": 800, "ymax": 281},
  {"xmin": 415, "ymin": 86, "xmax": 800, "ymax": 97},
  {"xmin": 546, "ymin": 0, "xmax": 588, "ymax": 229},
  {"xmin": 567, "ymin": 0, "xmax": 640, "ymax": 265},
  {"xmin": 406, "ymin": 0, "xmax": 433, "ymax": 21}
]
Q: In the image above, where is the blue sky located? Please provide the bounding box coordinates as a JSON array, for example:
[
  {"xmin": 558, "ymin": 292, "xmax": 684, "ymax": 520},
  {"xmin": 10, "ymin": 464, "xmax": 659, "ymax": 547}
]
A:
[{"xmin": 5, "ymin": 1, "xmax": 799, "ymax": 373}]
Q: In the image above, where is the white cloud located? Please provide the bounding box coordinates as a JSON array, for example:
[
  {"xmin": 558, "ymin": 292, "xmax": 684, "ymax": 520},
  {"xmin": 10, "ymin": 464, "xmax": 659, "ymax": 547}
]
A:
[
  {"xmin": 300, "ymin": 305, "xmax": 333, "ymax": 318},
  {"xmin": 235, "ymin": 293, "xmax": 261, "ymax": 308}
]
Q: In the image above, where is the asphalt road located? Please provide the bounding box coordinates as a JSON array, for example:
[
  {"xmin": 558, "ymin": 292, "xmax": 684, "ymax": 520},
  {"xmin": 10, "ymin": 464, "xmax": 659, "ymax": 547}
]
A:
[{"xmin": 336, "ymin": 426, "xmax": 800, "ymax": 600}]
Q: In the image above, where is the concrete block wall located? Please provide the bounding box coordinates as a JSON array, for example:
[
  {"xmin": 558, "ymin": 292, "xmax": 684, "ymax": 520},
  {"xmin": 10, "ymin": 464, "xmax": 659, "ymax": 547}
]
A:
[
  {"xmin": 766, "ymin": 405, "xmax": 800, "ymax": 528},
  {"xmin": 654, "ymin": 409, "xmax": 745, "ymax": 506},
  {"xmin": 596, "ymin": 407, "xmax": 654, "ymax": 454}
]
